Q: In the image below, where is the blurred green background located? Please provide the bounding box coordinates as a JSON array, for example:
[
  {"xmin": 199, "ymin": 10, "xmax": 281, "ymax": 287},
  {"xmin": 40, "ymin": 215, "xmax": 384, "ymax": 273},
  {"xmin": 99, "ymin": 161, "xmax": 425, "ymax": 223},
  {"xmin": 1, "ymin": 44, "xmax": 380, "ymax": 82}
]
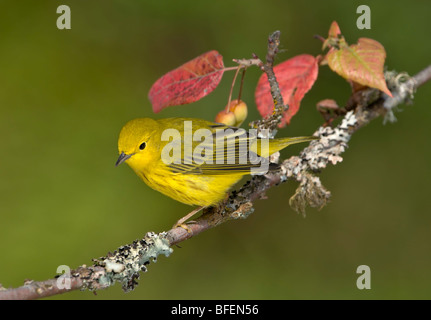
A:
[{"xmin": 1, "ymin": 0, "xmax": 430, "ymax": 300}]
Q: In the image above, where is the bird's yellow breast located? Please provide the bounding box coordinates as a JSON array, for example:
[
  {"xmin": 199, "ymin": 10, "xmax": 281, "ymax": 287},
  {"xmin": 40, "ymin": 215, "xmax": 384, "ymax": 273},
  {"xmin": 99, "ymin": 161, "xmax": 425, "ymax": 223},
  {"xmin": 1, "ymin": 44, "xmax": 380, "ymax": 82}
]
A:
[{"xmin": 132, "ymin": 161, "xmax": 243, "ymax": 206}]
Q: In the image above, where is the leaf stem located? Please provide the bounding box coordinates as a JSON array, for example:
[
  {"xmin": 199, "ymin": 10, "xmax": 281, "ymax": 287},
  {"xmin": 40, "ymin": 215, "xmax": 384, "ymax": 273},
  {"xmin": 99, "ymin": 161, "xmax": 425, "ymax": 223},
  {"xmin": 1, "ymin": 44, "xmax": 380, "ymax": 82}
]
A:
[
  {"xmin": 223, "ymin": 66, "xmax": 240, "ymax": 72},
  {"xmin": 226, "ymin": 66, "xmax": 241, "ymax": 112},
  {"xmin": 237, "ymin": 68, "xmax": 247, "ymax": 102}
]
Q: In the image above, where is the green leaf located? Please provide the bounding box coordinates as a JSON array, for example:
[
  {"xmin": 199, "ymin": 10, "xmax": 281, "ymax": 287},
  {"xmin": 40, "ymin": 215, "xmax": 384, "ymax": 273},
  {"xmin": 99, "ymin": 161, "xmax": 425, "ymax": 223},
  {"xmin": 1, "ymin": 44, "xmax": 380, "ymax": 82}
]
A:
[{"xmin": 327, "ymin": 38, "xmax": 392, "ymax": 97}]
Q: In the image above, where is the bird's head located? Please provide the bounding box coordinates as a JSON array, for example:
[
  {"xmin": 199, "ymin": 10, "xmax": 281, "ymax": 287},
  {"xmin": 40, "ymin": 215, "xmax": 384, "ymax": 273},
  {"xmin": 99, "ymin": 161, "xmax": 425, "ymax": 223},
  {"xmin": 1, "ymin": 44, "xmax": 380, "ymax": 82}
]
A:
[{"xmin": 116, "ymin": 118, "xmax": 160, "ymax": 169}]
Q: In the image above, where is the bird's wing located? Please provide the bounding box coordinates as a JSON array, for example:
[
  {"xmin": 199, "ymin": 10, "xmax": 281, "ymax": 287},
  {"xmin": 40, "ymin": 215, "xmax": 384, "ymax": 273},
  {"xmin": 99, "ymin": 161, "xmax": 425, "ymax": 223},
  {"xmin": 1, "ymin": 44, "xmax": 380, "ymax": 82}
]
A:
[{"xmin": 164, "ymin": 122, "xmax": 273, "ymax": 175}]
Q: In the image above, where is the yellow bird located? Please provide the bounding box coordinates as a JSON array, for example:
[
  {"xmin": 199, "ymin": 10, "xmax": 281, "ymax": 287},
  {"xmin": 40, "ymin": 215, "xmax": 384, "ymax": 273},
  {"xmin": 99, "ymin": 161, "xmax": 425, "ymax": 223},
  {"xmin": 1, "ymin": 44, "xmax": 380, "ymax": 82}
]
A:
[{"xmin": 116, "ymin": 117, "xmax": 316, "ymax": 213}]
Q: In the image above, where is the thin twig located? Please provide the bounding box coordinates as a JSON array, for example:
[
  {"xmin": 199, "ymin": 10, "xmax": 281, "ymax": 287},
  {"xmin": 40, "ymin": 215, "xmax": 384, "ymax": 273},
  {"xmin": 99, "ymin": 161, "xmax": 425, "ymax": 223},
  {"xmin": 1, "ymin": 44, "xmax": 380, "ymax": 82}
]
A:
[
  {"xmin": 234, "ymin": 31, "xmax": 287, "ymax": 135},
  {"xmin": 410, "ymin": 65, "xmax": 431, "ymax": 87},
  {"xmin": 226, "ymin": 66, "xmax": 242, "ymax": 112},
  {"xmin": 237, "ymin": 68, "xmax": 247, "ymax": 102},
  {"xmin": 249, "ymin": 31, "xmax": 288, "ymax": 135}
]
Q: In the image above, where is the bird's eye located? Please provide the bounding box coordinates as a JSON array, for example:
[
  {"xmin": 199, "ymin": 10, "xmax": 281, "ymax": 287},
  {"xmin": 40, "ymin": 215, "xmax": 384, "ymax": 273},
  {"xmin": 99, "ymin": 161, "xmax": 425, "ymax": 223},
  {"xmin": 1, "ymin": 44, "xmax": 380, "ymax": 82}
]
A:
[{"xmin": 139, "ymin": 142, "xmax": 147, "ymax": 150}]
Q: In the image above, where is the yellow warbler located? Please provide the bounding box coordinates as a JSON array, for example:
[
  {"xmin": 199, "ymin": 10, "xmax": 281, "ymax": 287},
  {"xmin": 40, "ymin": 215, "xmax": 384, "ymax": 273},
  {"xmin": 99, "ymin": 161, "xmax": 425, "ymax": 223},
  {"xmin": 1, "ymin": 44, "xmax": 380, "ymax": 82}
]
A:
[{"xmin": 116, "ymin": 117, "xmax": 316, "ymax": 207}]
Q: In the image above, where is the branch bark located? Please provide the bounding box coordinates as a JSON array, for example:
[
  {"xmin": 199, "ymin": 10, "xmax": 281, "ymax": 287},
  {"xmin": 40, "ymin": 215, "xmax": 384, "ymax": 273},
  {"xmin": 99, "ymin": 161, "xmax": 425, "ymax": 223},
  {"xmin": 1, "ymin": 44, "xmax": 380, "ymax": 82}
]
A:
[{"xmin": 1, "ymin": 36, "xmax": 430, "ymax": 300}]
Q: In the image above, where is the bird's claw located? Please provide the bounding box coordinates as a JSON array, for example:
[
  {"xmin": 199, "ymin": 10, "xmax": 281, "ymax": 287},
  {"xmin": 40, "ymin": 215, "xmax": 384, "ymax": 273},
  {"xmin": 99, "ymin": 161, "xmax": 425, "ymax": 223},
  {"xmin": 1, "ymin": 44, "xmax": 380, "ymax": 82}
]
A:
[{"xmin": 172, "ymin": 221, "xmax": 196, "ymax": 235}]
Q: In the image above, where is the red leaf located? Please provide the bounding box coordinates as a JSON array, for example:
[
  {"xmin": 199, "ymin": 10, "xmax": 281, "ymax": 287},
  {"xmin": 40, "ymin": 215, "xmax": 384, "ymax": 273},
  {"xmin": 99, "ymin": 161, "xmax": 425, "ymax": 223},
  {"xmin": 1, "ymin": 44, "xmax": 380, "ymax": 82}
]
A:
[
  {"xmin": 255, "ymin": 54, "xmax": 319, "ymax": 126},
  {"xmin": 148, "ymin": 50, "xmax": 224, "ymax": 113},
  {"xmin": 328, "ymin": 21, "xmax": 341, "ymax": 38},
  {"xmin": 322, "ymin": 21, "xmax": 342, "ymax": 50}
]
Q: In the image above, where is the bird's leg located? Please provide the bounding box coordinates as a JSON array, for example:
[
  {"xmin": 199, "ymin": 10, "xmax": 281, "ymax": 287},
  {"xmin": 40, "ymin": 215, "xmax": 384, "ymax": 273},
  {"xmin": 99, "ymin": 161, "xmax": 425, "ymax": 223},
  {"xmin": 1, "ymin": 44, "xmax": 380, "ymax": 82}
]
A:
[{"xmin": 172, "ymin": 206, "xmax": 205, "ymax": 232}]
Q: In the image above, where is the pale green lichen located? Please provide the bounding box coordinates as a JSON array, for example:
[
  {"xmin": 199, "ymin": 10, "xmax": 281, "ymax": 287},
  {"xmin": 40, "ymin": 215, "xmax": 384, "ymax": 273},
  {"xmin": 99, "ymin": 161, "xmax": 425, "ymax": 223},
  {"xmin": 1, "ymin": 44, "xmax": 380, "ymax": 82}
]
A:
[
  {"xmin": 94, "ymin": 232, "xmax": 173, "ymax": 292},
  {"xmin": 383, "ymin": 70, "xmax": 415, "ymax": 124},
  {"xmin": 289, "ymin": 173, "xmax": 331, "ymax": 216}
]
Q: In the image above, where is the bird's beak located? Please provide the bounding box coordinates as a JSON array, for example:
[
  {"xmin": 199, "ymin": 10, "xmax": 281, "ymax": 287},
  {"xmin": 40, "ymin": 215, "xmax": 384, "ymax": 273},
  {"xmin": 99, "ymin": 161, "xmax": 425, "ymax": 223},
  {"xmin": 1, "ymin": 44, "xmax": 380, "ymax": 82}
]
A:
[{"xmin": 116, "ymin": 152, "xmax": 134, "ymax": 167}]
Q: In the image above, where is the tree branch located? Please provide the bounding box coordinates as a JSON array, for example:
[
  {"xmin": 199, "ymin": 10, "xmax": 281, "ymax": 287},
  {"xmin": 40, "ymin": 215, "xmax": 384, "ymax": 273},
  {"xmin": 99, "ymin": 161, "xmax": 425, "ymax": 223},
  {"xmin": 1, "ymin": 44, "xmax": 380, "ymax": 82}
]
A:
[
  {"xmin": 1, "ymin": 42, "xmax": 430, "ymax": 301},
  {"xmin": 234, "ymin": 31, "xmax": 288, "ymax": 136}
]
